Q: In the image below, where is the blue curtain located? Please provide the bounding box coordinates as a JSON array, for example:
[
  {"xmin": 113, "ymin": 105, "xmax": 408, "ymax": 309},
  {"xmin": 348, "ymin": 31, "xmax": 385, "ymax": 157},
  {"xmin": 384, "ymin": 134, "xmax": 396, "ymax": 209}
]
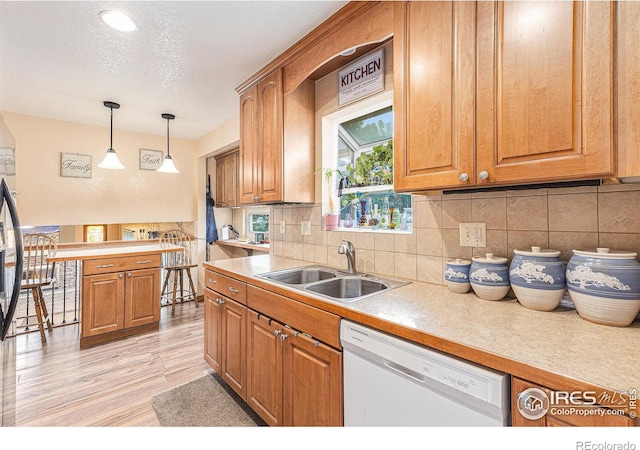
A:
[{"xmin": 206, "ymin": 175, "xmax": 218, "ymax": 244}]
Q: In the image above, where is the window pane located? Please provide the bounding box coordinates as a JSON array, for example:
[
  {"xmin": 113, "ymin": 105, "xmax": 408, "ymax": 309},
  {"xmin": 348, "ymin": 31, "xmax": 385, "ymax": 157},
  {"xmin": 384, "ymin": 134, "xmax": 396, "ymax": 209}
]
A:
[
  {"xmin": 340, "ymin": 106, "xmax": 393, "ymax": 146},
  {"xmin": 249, "ymin": 214, "xmax": 269, "ymax": 233}
]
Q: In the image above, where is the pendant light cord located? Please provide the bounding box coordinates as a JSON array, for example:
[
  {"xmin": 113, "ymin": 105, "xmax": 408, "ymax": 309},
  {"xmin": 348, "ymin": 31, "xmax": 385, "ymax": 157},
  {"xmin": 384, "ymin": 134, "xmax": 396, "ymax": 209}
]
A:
[
  {"xmin": 110, "ymin": 106, "xmax": 114, "ymax": 149},
  {"xmin": 166, "ymin": 117, "xmax": 170, "ymax": 157}
]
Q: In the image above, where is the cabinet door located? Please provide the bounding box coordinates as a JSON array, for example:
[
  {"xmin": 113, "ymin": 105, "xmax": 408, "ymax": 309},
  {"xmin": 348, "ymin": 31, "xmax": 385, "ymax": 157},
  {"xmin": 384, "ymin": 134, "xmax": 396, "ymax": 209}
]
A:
[
  {"xmin": 221, "ymin": 297, "xmax": 247, "ymax": 400},
  {"xmin": 124, "ymin": 268, "xmax": 160, "ymax": 329},
  {"xmin": 215, "ymin": 157, "xmax": 226, "ymax": 207},
  {"xmin": 223, "ymin": 152, "xmax": 238, "ymax": 207},
  {"xmin": 476, "ymin": 1, "xmax": 614, "ymax": 185},
  {"xmin": 81, "ymin": 272, "xmax": 125, "ymax": 337},
  {"xmin": 246, "ymin": 311, "xmax": 283, "ymax": 426},
  {"xmin": 617, "ymin": 1, "xmax": 640, "ymax": 178},
  {"xmin": 393, "ymin": 1, "xmax": 476, "ymax": 191},
  {"xmin": 282, "ymin": 333, "xmax": 343, "ymax": 427},
  {"xmin": 204, "ymin": 289, "xmax": 222, "ymax": 373},
  {"xmin": 256, "ymin": 69, "xmax": 284, "ymax": 203},
  {"xmin": 239, "ymin": 85, "xmax": 259, "ymax": 204}
]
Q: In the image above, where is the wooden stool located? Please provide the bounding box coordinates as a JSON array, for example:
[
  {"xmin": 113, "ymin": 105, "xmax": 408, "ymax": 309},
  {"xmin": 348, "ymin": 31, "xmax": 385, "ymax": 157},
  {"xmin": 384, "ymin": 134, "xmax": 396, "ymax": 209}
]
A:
[
  {"xmin": 21, "ymin": 234, "xmax": 57, "ymax": 344},
  {"xmin": 160, "ymin": 229, "xmax": 198, "ymax": 315}
]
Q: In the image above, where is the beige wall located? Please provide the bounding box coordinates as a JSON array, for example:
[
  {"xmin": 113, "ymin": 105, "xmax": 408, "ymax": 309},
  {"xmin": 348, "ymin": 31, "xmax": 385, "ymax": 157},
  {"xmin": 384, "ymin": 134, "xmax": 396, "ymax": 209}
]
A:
[{"xmin": 2, "ymin": 111, "xmax": 198, "ymax": 227}]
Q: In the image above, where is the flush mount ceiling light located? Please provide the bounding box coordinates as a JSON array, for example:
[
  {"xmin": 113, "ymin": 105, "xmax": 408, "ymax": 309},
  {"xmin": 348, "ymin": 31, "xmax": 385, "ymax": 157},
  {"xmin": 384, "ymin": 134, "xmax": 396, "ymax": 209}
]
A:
[
  {"xmin": 97, "ymin": 101, "xmax": 125, "ymax": 170},
  {"xmin": 157, "ymin": 113, "xmax": 179, "ymax": 174},
  {"xmin": 99, "ymin": 10, "xmax": 138, "ymax": 32},
  {"xmin": 340, "ymin": 47, "xmax": 357, "ymax": 57}
]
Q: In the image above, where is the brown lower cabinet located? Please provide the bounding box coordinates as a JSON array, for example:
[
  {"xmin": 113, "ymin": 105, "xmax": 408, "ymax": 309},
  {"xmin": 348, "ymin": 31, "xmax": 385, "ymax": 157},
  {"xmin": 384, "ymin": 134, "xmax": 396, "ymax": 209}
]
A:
[
  {"xmin": 512, "ymin": 377, "xmax": 634, "ymax": 427},
  {"xmin": 81, "ymin": 255, "xmax": 161, "ymax": 348},
  {"xmin": 204, "ymin": 270, "xmax": 343, "ymax": 426}
]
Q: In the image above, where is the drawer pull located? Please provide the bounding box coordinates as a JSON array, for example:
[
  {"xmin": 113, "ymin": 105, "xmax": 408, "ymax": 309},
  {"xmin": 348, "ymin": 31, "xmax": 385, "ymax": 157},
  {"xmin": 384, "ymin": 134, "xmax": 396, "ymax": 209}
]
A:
[
  {"xmin": 127, "ymin": 273, "xmax": 132, "ymax": 278},
  {"xmin": 208, "ymin": 278, "xmax": 217, "ymax": 284},
  {"xmin": 136, "ymin": 260, "xmax": 152, "ymax": 264},
  {"xmin": 96, "ymin": 264, "xmax": 114, "ymax": 269},
  {"xmin": 228, "ymin": 287, "xmax": 239, "ymax": 294},
  {"xmin": 118, "ymin": 273, "xmax": 124, "ymax": 279}
]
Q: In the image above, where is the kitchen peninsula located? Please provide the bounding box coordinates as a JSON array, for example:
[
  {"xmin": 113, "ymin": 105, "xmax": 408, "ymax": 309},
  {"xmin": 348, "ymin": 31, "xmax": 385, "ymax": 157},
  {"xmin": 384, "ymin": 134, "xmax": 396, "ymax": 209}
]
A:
[{"xmin": 50, "ymin": 241, "xmax": 183, "ymax": 348}]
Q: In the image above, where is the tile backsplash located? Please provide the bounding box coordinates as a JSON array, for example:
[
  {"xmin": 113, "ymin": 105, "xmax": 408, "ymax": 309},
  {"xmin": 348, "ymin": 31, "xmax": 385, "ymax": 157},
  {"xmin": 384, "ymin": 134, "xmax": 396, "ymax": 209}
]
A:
[{"xmin": 269, "ymin": 183, "xmax": 640, "ymax": 286}]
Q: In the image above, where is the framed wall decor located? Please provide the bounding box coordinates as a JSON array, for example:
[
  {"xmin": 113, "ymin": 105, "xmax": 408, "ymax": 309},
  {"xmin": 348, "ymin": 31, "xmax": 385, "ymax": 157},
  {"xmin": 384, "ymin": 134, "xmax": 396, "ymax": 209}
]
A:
[
  {"xmin": 139, "ymin": 148, "xmax": 163, "ymax": 170},
  {"xmin": 60, "ymin": 152, "xmax": 92, "ymax": 178}
]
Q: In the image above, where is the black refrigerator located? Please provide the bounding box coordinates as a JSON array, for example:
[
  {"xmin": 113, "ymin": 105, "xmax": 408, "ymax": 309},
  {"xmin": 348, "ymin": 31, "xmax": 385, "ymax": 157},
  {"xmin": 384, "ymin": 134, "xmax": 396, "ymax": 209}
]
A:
[{"xmin": 0, "ymin": 113, "xmax": 22, "ymax": 427}]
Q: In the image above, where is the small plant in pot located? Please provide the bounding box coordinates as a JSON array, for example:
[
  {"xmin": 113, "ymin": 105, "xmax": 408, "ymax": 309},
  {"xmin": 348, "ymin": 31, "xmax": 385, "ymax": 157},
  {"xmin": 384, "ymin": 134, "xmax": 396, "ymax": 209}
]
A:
[{"xmin": 315, "ymin": 167, "xmax": 345, "ymax": 230}]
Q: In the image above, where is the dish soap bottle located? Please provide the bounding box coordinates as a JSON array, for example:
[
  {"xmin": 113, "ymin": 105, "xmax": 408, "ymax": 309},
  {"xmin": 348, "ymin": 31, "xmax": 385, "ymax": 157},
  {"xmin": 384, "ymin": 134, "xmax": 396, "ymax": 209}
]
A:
[{"xmin": 381, "ymin": 197, "xmax": 390, "ymax": 229}]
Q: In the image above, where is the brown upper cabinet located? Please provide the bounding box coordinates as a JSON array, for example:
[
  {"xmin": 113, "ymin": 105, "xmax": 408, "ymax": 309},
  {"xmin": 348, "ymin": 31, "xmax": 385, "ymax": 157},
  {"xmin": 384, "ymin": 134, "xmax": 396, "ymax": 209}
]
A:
[
  {"xmin": 215, "ymin": 149, "xmax": 238, "ymax": 208},
  {"xmin": 394, "ymin": 1, "xmax": 615, "ymax": 192}
]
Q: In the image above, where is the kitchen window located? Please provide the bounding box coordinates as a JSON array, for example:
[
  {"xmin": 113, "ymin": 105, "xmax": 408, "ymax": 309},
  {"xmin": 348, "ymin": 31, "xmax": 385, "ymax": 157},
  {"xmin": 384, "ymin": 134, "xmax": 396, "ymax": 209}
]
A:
[{"xmin": 321, "ymin": 92, "xmax": 412, "ymax": 233}]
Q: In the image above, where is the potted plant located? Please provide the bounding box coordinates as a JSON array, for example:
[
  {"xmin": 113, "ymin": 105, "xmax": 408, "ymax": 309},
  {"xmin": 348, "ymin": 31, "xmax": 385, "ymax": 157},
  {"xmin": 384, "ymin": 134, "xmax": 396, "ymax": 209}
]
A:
[
  {"xmin": 315, "ymin": 167, "xmax": 344, "ymax": 230},
  {"xmin": 344, "ymin": 140, "xmax": 393, "ymax": 187}
]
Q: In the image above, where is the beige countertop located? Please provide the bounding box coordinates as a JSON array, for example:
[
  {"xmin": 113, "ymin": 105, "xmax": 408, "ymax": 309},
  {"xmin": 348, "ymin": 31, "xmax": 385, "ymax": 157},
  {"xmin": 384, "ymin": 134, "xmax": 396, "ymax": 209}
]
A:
[
  {"xmin": 205, "ymin": 254, "xmax": 640, "ymax": 397},
  {"xmin": 49, "ymin": 242, "xmax": 182, "ymax": 262},
  {"xmin": 215, "ymin": 239, "xmax": 270, "ymax": 253}
]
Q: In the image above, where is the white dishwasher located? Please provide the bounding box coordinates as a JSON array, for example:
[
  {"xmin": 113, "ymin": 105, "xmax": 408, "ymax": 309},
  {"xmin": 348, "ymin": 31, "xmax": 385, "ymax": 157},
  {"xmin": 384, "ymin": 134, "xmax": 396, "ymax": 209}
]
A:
[{"xmin": 341, "ymin": 320, "xmax": 510, "ymax": 426}]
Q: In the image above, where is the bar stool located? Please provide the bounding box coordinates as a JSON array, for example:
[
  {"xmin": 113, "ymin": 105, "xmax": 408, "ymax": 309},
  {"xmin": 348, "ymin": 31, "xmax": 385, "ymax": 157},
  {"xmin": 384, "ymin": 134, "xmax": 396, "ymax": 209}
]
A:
[
  {"xmin": 160, "ymin": 229, "xmax": 198, "ymax": 315},
  {"xmin": 21, "ymin": 233, "xmax": 57, "ymax": 343}
]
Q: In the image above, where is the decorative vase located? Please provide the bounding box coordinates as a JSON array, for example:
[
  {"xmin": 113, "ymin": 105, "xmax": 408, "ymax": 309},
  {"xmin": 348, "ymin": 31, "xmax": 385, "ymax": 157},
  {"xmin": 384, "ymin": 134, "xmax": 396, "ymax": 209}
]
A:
[
  {"xmin": 509, "ymin": 246, "xmax": 566, "ymax": 312},
  {"xmin": 470, "ymin": 253, "xmax": 510, "ymax": 301},
  {"xmin": 566, "ymin": 248, "xmax": 640, "ymax": 327},
  {"xmin": 444, "ymin": 259, "xmax": 472, "ymax": 293}
]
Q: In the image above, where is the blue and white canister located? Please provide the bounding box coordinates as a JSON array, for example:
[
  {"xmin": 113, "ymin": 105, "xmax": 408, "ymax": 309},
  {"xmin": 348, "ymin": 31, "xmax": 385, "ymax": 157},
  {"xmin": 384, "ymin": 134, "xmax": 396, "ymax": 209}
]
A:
[
  {"xmin": 444, "ymin": 258, "xmax": 472, "ymax": 294},
  {"xmin": 509, "ymin": 246, "xmax": 566, "ymax": 312},
  {"xmin": 470, "ymin": 253, "xmax": 510, "ymax": 301},
  {"xmin": 566, "ymin": 248, "xmax": 640, "ymax": 327}
]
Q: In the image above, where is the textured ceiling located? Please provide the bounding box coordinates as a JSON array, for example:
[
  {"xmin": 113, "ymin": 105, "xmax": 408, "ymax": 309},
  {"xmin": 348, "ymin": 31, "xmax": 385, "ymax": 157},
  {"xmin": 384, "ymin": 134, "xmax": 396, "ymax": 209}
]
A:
[{"xmin": 0, "ymin": 1, "xmax": 348, "ymax": 140}]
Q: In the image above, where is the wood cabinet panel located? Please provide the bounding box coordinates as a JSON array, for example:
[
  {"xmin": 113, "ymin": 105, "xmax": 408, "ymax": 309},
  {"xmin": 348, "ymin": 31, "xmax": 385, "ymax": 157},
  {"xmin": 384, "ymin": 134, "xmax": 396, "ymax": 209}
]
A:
[
  {"xmin": 83, "ymin": 254, "xmax": 161, "ymax": 276},
  {"xmin": 215, "ymin": 150, "xmax": 239, "ymax": 207},
  {"xmin": 124, "ymin": 268, "xmax": 160, "ymax": 329},
  {"xmin": 205, "ymin": 270, "xmax": 247, "ymax": 305},
  {"xmin": 82, "ymin": 272, "xmax": 124, "ymax": 337},
  {"xmin": 221, "ymin": 298, "xmax": 247, "ymax": 400},
  {"xmin": 247, "ymin": 311, "xmax": 283, "ymax": 426},
  {"xmin": 393, "ymin": 1, "xmax": 475, "ymax": 191},
  {"xmin": 257, "ymin": 69, "xmax": 283, "ymax": 203},
  {"xmin": 240, "ymin": 85, "xmax": 259, "ymax": 204},
  {"xmin": 203, "ymin": 289, "xmax": 222, "ymax": 373},
  {"xmin": 476, "ymin": 1, "xmax": 614, "ymax": 185},
  {"xmin": 283, "ymin": 333, "xmax": 342, "ymax": 427}
]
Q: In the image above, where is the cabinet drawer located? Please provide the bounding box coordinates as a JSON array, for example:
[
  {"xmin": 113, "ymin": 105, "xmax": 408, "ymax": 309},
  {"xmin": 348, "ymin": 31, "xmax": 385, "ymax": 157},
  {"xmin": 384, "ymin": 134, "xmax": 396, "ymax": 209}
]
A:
[
  {"xmin": 247, "ymin": 285, "xmax": 340, "ymax": 349},
  {"xmin": 83, "ymin": 254, "xmax": 161, "ymax": 275},
  {"xmin": 205, "ymin": 270, "xmax": 247, "ymax": 305}
]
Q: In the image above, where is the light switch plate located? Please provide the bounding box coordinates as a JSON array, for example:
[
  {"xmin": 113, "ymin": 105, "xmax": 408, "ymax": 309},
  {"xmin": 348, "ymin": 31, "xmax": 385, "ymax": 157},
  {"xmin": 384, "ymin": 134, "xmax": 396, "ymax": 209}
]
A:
[
  {"xmin": 301, "ymin": 221, "xmax": 311, "ymax": 236},
  {"xmin": 280, "ymin": 220, "xmax": 286, "ymax": 234},
  {"xmin": 459, "ymin": 222, "xmax": 486, "ymax": 247}
]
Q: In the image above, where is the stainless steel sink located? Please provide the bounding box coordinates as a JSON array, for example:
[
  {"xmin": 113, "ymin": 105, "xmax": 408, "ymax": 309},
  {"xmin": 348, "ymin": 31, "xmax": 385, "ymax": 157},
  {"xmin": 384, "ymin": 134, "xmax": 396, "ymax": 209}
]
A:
[
  {"xmin": 255, "ymin": 265, "xmax": 410, "ymax": 302},
  {"xmin": 257, "ymin": 266, "xmax": 338, "ymax": 285},
  {"xmin": 304, "ymin": 276, "xmax": 388, "ymax": 300}
]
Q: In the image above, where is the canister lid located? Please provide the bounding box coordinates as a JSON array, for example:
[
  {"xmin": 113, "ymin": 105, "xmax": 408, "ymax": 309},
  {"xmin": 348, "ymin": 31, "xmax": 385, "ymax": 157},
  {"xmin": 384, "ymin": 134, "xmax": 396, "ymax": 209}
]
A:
[
  {"xmin": 513, "ymin": 246, "xmax": 561, "ymax": 257},
  {"xmin": 446, "ymin": 258, "xmax": 471, "ymax": 266},
  {"xmin": 572, "ymin": 248, "xmax": 638, "ymax": 259},
  {"xmin": 471, "ymin": 253, "xmax": 507, "ymax": 264}
]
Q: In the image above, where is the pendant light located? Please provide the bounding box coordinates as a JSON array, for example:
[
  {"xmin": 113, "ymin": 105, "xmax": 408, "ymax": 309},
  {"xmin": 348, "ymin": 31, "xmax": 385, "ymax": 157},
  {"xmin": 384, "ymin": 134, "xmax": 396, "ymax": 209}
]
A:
[
  {"xmin": 97, "ymin": 101, "xmax": 125, "ymax": 170},
  {"xmin": 157, "ymin": 113, "xmax": 179, "ymax": 173}
]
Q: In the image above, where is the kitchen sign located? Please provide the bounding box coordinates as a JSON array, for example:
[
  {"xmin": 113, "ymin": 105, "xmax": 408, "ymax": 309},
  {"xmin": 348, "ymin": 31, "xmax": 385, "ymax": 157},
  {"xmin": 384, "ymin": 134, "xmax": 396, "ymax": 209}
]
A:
[
  {"xmin": 60, "ymin": 152, "xmax": 92, "ymax": 179},
  {"xmin": 139, "ymin": 148, "xmax": 162, "ymax": 170},
  {"xmin": 338, "ymin": 48, "xmax": 384, "ymax": 106}
]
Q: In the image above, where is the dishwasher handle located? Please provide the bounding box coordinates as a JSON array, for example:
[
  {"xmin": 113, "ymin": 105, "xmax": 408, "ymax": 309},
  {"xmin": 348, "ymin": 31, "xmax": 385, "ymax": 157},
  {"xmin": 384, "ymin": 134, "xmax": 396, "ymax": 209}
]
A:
[{"xmin": 383, "ymin": 359, "xmax": 426, "ymax": 383}]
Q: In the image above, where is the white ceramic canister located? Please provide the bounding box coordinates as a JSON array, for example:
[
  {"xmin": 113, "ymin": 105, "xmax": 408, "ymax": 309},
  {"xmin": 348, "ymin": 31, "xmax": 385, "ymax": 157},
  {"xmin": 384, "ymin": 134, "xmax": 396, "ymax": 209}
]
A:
[
  {"xmin": 565, "ymin": 248, "xmax": 640, "ymax": 327},
  {"xmin": 469, "ymin": 253, "xmax": 510, "ymax": 301},
  {"xmin": 509, "ymin": 246, "xmax": 566, "ymax": 312},
  {"xmin": 444, "ymin": 258, "xmax": 472, "ymax": 294}
]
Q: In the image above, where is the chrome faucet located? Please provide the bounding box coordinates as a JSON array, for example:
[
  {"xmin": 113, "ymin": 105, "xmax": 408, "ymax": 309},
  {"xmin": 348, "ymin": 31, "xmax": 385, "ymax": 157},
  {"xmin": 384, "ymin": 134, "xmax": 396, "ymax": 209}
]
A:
[{"xmin": 338, "ymin": 239, "xmax": 357, "ymax": 274}]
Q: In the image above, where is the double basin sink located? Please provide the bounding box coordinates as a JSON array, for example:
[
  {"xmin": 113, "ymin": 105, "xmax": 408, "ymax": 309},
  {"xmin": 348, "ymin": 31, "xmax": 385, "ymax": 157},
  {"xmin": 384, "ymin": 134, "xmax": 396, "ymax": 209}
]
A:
[{"xmin": 255, "ymin": 265, "xmax": 410, "ymax": 302}]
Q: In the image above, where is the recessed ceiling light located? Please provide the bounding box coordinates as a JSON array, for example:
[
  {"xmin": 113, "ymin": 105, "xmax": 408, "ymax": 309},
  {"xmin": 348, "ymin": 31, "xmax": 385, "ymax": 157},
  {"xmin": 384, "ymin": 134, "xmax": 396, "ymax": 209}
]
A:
[{"xmin": 100, "ymin": 10, "xmax": 137, "ymax": 32}]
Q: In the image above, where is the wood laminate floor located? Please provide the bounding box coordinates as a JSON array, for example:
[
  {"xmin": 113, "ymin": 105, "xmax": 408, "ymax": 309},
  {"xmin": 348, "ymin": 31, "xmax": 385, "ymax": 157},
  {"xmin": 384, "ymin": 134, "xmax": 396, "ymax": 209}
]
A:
[{"xmin": 13, "ymin": 303, "xmax": 210, "ymax": 427}]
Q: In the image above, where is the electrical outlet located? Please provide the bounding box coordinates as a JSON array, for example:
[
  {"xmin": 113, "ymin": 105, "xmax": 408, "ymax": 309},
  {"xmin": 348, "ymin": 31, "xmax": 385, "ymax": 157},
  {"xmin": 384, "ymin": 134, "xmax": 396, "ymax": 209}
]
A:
[
  {"xmin": 459, "ymin": 222, "xmax": 486, "ymax": 247},
  {"xmin": 301, "ymin": 221, "xmax": 311, "ymax": 236},
  {"xmin": 280, "ymin": 220, "xmax": 286, "ymax": 234}
]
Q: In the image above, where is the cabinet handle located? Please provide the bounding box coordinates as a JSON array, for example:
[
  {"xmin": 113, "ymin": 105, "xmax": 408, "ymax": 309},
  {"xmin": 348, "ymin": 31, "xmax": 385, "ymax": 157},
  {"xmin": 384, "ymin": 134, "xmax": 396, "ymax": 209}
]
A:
[
  {"xmin": 228, "ymin": 287, "xmax": 239, "ymax": 294},
  {"xmin": 127, "ymin": 273, "xmax": 132, "ymax": 278},
  {"xmin": 252, "ymin": 196, "xmax": 261, "ymax": 202},
  {"xmin": 280, "ymin": 333, "xmax": 288, "ymax": 341},
  {"xmin": 216, "ymin": 297, "xmax": 225, "ymax": 305},
  {"xmin": 96, "ymin": 264, "xmax": 114, "ymax": 269},
  {"xmin": 136, "ymin": 260, "xmax": 152, "ymax": 264},
  {"xmin": 459, "ymin": 172, "xmax": 469, "ymax": 182},
  {"xmin": 478, "ymin": 170, "xmax": 489, "ymax": 181},
  {"xmin": 273, "ymin": 330, "xmax": 280, "ymax": 337},
  {"xmin": 118, "ymin": 273, "xmax": 124, "ymax": 279},
  {"xmin": 208, "ymin": 278, "xmax": 217, "ymax": 284}
]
